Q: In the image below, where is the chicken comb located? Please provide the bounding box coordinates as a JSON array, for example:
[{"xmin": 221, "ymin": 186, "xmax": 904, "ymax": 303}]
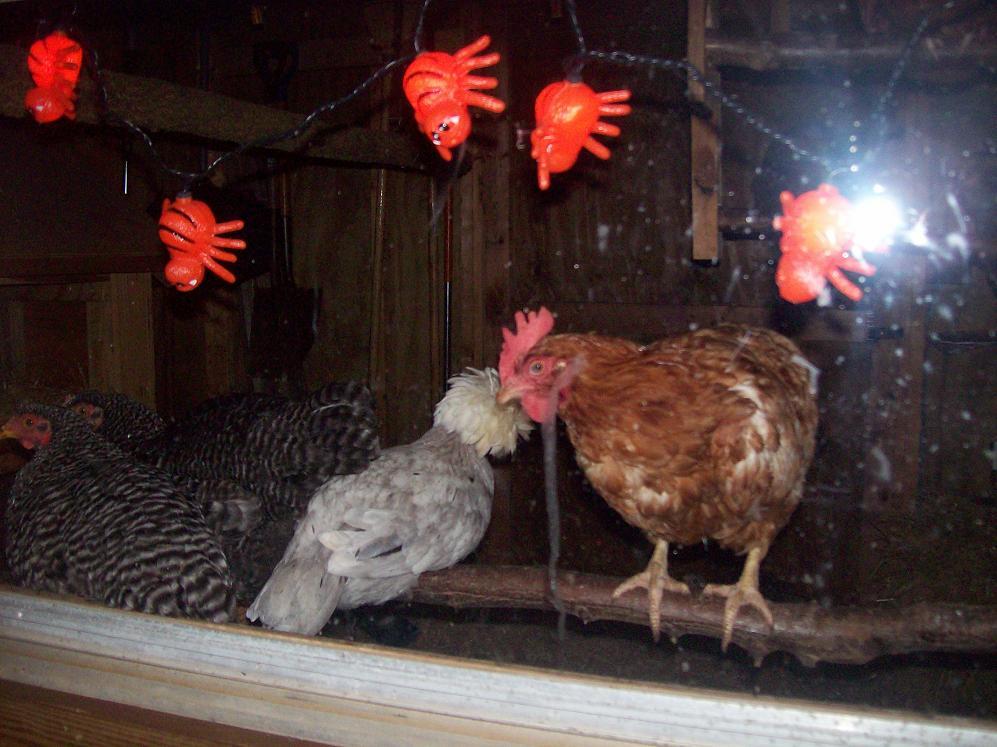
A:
[{"xmin": 498, "ymin": 307, "xmax": 555, "ymax": 383}]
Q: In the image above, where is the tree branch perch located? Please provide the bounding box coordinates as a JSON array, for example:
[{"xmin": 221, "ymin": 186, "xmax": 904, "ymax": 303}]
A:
[{"xmin": 411, "ymin": 565, "xmax": 997, "ymax": 667}]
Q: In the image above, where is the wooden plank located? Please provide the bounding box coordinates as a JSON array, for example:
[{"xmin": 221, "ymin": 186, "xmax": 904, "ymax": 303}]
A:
[
  {"xmin": 201, "ymin": 287, "xmax": 249, "ymax": 400},
  {"xmin": 0, "ymin": 281, "xmax": 108, "ymax": 301},
  {"xmin": 0, "ymin": 43, "xmax": 428, "ymax": 172},
  {"xmin": 689, "ymin": 0, "xmax": 720, "ymax": 262},
  {"xmin": 1, "ymin": 587, "xmax": 992, "ymax": 747},
  {"xmin": 0, "ymin": 298, "xmax": 25, "ymax": 380},
  {"xmin": 706, "ymin": 36, "xmax": 997, "ymax": 72},
  {"xmin": 0, "ymin": 254, "xmax": 162, "ymax": 277},
  {"xmin": 862, "ymin": 262, "xmax": 926, "ymax": 513},
  {"xmin": 546, "ymin": 301, "xmax": 872, "ymax": 342},
  {"xmin": 86, "ymin": 274, "xmax": 156, "ymax": 407},
  {"xmin": 0, "ymin": 680, "xmax": 319, "ymax": 747}
]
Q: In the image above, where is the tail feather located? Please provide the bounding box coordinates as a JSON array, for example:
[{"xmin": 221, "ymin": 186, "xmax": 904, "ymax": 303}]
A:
[{"xmin": 246, "ymin": 518, "xmax": 344, "ymax": 635}]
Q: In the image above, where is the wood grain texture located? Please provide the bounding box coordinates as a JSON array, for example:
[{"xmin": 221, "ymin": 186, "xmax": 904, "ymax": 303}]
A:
[
  {"xmin": 0, "ymin": 679, "xmax": 321, "ymax": 747},
  {"xmin": 689, "ymin": 0, "xmax": 721, "ymax": 262},
  {"xmin": 0, "ymin": 43, "xmax": 428, "ymax": 171}
]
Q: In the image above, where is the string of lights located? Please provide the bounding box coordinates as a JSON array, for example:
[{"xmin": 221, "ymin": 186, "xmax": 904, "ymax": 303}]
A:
[{"xmin": 47, "ymin": 0, "xmax": 969, "ymax": 194}]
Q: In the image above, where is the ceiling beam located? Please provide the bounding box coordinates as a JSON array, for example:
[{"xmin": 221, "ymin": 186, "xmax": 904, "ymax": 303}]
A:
[{"xmin": 0, "ymin": 43, "xmax": 430, "ymax": 172}]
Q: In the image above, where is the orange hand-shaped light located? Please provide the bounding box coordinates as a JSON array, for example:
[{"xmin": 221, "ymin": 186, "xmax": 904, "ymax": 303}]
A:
[
  {"xmin": 158, "ymin": 195, "xmax": 246, "ymax": 292},
  {"xmin": 773, "ymin": 184, "xmax": 886, "ymax": 304},
  {"xmin": 24, "ymin": 31, "xmax": 83, "ymax": 123},
  {"xmin": 402, "ymin": 35, "xmax": 506, "ymax": 161},
  {"xmin": 530, "ymin": 81, "xmax": 631, "ymax": 190}
]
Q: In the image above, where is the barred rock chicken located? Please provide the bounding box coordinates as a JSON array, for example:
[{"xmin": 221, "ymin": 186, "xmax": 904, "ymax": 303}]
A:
[
  {"xmin": 1, "ymin": 403, "xmax": 234, "ymax": 621},
  {"xmin": 66, "ymin": 390, "xmax": 166, "ymax": 455},
  {"xmin": 496, "ymin": 308, "xmax": 818, "ymax": 650},
  {"xmin": 66, "ymin": 384, "xmax": 380, "ymax": 599},
  {"xmin": 247, "ymin": 368, "xmax": 532, "ymax": 635},
  {"xmin": 67, "ymin": 382, "xmax": 380, "ymax": 522}
]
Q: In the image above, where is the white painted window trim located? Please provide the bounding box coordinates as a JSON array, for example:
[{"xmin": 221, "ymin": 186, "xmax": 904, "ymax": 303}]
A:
[{"xmin": 1, "ymin": 587, "xmax": 994, "ymax": 746}]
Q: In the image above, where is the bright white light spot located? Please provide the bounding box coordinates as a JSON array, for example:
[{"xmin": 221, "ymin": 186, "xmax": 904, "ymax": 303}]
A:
[
  {"xmin": 961, "ymin": 410, "xmax": 972, "ymax": 421},
  {"xmin": 851, "ymin": 194, "xmax": 902, "ymax": 251}
]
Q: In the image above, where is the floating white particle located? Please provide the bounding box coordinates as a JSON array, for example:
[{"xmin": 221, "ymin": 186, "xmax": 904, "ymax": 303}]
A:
[
  {"xmin": 960, "ymin": 410, "xmax": 972, "ymax": 421},
  {"xmin": 869, "ymin": 445, "xmax": 892, "ymax": 483},
  {"xmin": 597, "ymin": 224, "xmax": 610, "ymax": 253}
]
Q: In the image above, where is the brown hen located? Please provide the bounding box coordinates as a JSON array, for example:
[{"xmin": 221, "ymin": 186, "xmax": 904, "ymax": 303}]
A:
[{"xmin": 497, "ymin": 308, "xmax": 818, "ymax": 650}]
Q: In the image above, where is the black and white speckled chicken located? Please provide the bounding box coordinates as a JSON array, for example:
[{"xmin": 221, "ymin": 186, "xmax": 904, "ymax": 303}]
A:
[
  {"xmin": 64, "ymin": 390, "xmax": 166, "ymax": 457},
  {"xmin": 68, "ymin": 382, "xmax": 379, "ymax": 521},
  {"xmin": 247, "ymin": 368, "xmax": 532, "ymax": 635},
  {"xmin": 1, "ymin": 403, "xmax": 235, "ymax": 621},
  {"xmin": 66, "ymin": 382, "xmax": 381, "ymax": 600}
]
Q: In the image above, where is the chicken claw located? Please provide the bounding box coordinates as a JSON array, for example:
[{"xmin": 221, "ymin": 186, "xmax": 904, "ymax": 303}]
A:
[
  {"xmin": 612, "ymin": 540, "xmax": 690, "ymax": 641},
  {"xmin": 703, "ymin": 545, "xmax": 773, "ymax": 651}
]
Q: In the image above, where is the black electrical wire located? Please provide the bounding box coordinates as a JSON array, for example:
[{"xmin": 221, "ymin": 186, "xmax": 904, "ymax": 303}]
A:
[{"xmin": 49, "ymin": 0, "xmax": 977, "ymax": 195}]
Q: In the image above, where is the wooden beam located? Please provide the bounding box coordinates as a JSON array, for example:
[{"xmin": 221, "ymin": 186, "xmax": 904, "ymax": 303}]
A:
[
  {"xmin": 0, "ymin": 254, "xmax": 162, "ymax": 278},
  {"xmin": 0, "ymin": 680, "xmax": 317, "ymax": 747},
  {"xmin": 0, "ymin": 43, "xmax": 429, "ymax": 172},
  {"xmin": 688, "ymin": 0, "xmax": 720, "ymax": 262},
  {"xmin": 413, "ymin": 565, "xmax": 997, "ymax": 667},
  {"xmin": 707, "ymin": 35, "xmax": 997, "ymax": 71}
]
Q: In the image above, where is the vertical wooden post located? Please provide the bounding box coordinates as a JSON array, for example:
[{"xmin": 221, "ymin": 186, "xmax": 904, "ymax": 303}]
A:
[
  {"xmin": 87, "ymin": 274, "xmax": 156, "ymax": 408},
  {"xmin": 688, "ymin": 0, "xmax": 720, "ymax": 262}
]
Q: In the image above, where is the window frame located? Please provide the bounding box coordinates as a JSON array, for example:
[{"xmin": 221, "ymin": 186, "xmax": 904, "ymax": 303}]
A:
[{"xmin": 2, "ymin": 586, "xmax": 993, "ymax": 746}]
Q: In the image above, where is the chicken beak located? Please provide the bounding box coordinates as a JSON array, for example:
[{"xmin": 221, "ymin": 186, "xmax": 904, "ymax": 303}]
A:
[{"xmin": 496, "ymin": 383, "xmax": 524, "ymax": 406}]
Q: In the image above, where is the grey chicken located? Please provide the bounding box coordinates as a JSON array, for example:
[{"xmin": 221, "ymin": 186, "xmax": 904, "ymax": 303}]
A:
[
  {"xmin": 247, "ymin": 368, "xmax": 532, "ymax": 635},
  {"xmin": 1, "ymin": 403, "xmax": 234, "ymax": 621}
]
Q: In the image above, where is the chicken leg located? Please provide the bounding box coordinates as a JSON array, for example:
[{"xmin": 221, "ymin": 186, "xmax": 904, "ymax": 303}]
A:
[
  {"xmin": 703, "ymin": 544, "xmax": 774, "ymax": 651},
  {"xmin": 612, "ymin": 539, "xmax": 690, "ymax": 641}
]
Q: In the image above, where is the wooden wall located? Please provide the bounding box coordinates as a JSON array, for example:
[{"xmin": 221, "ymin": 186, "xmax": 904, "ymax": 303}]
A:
[{"xmin": 448, "ymin": 0, "xmax": 996, "ymax": 599}]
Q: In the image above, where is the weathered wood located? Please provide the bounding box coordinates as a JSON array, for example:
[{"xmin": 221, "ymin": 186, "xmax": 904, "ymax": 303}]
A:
[
  {"xmin": 0, "ymin": 43, "xmax": 428, "ymax": 172},
  {"xmin": 86, "ymin": 274, "xmax": 156, "ymax": 408},
  {"xmin": 546, "ymin": 301, "xmax": 874, "ymax": 342},
  {"xmin": 689, "ymin": 0, "xmax": 720, "ymax": 262},
  {"xmin": 413, "ymin": 565, "xmax": 997, "ymax": 667},
  {"xmin": 707, "ymin": 35, "xmax": 997, "ymax": 71},
  {"xmin": 0, "ymin": 680, "xmax": 318, "ymax": 747}
]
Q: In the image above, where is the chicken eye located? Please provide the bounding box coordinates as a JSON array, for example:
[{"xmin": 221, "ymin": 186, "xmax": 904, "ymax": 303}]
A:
[
  {"xmin": 529, "ymin": 361, "xmax": 544, "ymax": 375},
  {"xmin": 24, "ymin": 417, "xmax": 33, "ymax": 427}
]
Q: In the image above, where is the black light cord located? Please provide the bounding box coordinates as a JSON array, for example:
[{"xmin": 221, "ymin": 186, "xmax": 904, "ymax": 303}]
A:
[{"xmin": 45, "ymin": 0, "xmax": 978, "ymax": 193}]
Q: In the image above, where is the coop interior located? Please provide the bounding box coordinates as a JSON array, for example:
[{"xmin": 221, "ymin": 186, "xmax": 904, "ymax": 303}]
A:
[{"xmin": 0, "ymin": 0, "xmax": 994, "ymax": 740}]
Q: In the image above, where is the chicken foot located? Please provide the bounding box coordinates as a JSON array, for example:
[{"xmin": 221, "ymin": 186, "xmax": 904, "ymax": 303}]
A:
[
  {"xmin": 703, "ymin": 544, "xmax": 773, "ymax": 651},
  {"xmin": 612, "ymin": 539, "xmax": 690, "ymax": 641}
]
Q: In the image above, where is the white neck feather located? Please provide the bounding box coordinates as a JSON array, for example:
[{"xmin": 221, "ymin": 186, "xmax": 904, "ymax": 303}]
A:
[{"xmin": 433, "ymin": 368, "xmax": 533, "ymax": 457}]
